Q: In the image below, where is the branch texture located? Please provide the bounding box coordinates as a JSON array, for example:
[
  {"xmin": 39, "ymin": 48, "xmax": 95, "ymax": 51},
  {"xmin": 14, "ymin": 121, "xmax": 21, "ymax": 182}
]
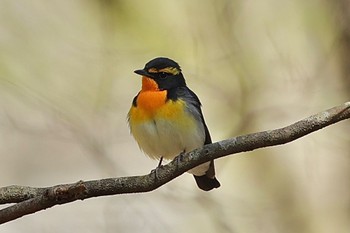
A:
[{"xmin": 0, "ymin": 102, "xmax": 349, "ymax": 224}]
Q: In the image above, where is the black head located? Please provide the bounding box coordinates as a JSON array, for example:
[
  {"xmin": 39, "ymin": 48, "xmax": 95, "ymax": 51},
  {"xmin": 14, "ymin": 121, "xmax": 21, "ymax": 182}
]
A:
[{"xmin": 134, "ymin": 57, "xmax": 186, "ymax": 90}]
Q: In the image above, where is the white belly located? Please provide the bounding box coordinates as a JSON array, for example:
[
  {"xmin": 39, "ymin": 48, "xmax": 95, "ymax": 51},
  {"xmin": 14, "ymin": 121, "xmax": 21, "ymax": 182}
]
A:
[
  {"xmin": 131, "ymin": 118, "xmax": 210, "ymax": 176},
  {"xmin": 132, "ymin": 118, "xmax": 205, "ymax": 160}
]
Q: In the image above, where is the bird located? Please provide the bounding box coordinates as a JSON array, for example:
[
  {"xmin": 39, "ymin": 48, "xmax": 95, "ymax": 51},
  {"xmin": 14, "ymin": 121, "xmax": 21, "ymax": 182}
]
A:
[{"xmin": 128, "ymin": 57, "xmax": 220, "ymax": 191}]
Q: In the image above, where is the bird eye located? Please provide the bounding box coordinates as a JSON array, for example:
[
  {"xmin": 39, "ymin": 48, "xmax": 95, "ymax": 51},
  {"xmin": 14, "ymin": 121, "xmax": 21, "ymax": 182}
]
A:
[{"xmin": 159, "ymin": 72, "xmax": 168, "ymax": 79}]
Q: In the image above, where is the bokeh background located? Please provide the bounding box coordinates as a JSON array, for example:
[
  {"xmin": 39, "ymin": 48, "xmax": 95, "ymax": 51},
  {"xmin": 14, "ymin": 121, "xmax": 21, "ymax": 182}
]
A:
[{"xmin": 1, "ymin": 1, "xmax": 350, "ymax": 232}]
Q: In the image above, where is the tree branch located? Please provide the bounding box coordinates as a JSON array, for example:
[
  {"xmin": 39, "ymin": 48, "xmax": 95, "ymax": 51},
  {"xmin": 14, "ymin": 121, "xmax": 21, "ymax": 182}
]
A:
[{"xmin": 0, "ymin": 102, "xmax": 349, "ymax": 224}]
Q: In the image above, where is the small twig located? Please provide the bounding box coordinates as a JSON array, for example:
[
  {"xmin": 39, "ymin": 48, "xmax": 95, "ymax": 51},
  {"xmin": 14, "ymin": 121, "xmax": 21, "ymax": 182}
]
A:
[{"xmin": 0, "ymin": 102, "xmax": 349, "ymax": 224}]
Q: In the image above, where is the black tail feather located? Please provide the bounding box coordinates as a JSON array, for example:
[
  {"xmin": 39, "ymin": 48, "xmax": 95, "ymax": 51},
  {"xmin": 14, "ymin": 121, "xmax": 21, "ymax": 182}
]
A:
[{"xmin": 193, "ymin": 175, "xmax": 221, "ymax": 191}]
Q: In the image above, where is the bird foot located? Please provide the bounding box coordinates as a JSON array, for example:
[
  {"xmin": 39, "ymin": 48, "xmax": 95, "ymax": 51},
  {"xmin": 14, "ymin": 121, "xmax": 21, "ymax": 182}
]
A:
[
  {"xmin": 151, "ymin": 157, "xmax": 164, "ymax": 180},
  {"xmin": 175, "ymin": 151, "xmax": 186, "ymax": 168}
]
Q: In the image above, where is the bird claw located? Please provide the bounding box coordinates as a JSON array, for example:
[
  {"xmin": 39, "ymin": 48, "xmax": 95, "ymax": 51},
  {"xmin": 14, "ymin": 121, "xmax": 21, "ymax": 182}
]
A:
[
  {"xmin": 151, "ymin": 167, "xmax": 163, "ymax": 180},
  {"xmin": 175, "ymin": 151, "xmax": 186, "ymax": 167},
  {"xmin": 151, "ymin": 157, "xmax": 164, "ymax": 180},
  {"xmin": 150, "ymin": 152, "xmax": 185, "ymax": 179}
]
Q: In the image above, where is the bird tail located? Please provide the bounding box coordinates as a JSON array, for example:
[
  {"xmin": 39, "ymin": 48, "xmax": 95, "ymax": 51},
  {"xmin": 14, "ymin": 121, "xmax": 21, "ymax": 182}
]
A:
[
  {"xmin": 193, "ymin": 160, "xmax": 220, "ymax": 191},
  {"xmin": 193, "ymin": 175, "xmax": 220, "ymax": 191}
]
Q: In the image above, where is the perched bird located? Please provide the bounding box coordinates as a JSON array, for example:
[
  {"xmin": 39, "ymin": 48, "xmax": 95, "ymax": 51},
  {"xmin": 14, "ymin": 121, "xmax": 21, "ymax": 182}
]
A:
[{"xmin": 128, "ymin": 57, "xmax": 220, "ymax": 191}]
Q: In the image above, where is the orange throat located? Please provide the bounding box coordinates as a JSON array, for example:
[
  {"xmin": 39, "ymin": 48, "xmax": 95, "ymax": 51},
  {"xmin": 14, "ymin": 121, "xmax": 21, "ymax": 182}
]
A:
[
  {"xmin": 141, "ymin": 76, "xmax": 159, "ymax": 91},
  {"xmin": 136, "ymin": 77, "xmax": 167, "ymax": 115}
]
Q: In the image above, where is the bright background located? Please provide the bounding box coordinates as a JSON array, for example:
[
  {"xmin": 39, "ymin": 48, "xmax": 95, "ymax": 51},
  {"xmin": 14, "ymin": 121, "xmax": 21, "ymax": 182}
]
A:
[{"xmin": 1, "ymin": 1, "xmax": 350, "ymax": 232}]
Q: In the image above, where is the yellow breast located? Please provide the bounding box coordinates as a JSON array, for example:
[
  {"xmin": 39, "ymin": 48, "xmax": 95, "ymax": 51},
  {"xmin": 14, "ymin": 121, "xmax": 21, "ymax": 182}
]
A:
[
  {"xmin": 128, "ymin": 93, "xmax": 204, "ymax": 160},
  {"xmin": 129, "ymin": 91, "xmax": 188, "ymax": 124}
]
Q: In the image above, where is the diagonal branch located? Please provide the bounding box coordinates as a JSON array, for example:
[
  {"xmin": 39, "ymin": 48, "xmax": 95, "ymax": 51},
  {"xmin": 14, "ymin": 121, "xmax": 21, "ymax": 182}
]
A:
[{"xmin": 0, "ymin": 102, "xmax": 349, "ymax": 224}]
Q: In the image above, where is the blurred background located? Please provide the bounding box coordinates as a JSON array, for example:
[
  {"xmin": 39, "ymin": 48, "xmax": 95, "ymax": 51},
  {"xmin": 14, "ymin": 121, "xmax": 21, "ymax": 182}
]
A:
[{"xmin": 1, "ymin": 0, "xmax": 349, "ymax": 232}]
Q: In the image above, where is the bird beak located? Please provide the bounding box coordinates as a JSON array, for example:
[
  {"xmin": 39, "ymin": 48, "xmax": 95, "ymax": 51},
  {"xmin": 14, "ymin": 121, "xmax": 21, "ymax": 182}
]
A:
[{"xmin": 134, "ymin": 69, "xmax": 154, "ymax": 78}]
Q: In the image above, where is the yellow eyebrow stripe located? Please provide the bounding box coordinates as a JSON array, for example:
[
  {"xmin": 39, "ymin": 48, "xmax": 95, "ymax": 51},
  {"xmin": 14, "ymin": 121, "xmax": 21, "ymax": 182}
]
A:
[
  {"xmin": 147, "ymin": 67, "xmax": 180, "ymax": 75},
  {"xmin": 159, "ymin": 67, "xmax": 180, "ymax": 75},
  {"xmin": 148, "ymin": 68, "xmax": 158, "ymax": 73}
]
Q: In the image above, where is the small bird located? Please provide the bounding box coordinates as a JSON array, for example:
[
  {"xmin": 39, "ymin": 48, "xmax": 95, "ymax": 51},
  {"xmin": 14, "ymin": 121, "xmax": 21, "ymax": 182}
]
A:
[{"xmin": 128, "ymin": 57, "xmax": 220, "ymax": 191}]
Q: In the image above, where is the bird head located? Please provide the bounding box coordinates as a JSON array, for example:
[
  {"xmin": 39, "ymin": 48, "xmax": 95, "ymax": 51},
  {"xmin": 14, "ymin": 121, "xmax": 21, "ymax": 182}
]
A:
[{"xmin": 134, "ymin": 57, "xmax": 186, "ymax": 91}]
